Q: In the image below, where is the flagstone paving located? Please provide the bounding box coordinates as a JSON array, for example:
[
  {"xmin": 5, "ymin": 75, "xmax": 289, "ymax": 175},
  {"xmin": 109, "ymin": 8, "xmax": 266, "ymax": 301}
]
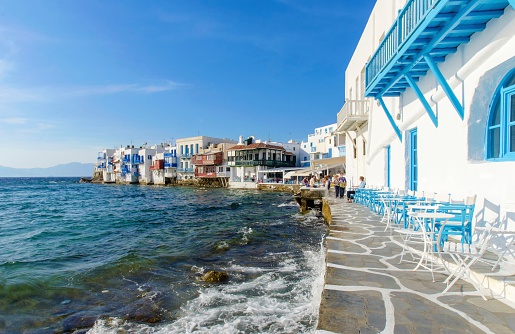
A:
[{"xmin": 316, "ymin": 198, "xmax": 515, "ymax": 334}]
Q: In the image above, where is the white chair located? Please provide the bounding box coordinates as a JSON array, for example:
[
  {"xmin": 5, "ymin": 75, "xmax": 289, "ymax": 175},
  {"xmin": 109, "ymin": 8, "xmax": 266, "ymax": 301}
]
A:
[
  {"xmin": 490, "ymin": 203, "xmax": 515, "ymax": 270},
  {"xmin": 437, "ymin": 220, "xmax": 494, "ymax": 300}
]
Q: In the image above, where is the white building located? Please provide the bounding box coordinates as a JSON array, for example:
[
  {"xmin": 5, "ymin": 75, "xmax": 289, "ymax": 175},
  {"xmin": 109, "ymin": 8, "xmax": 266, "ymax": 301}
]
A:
[
  {"xmin": 95, "ymin": 149, "xmax": 117, "ymax": 183},
  {"xmin": 341, "ymin": 0, "xmax": 515, "ymax": 224},
  {"xmin": 119, "ymin": 146, "xmax": 142, "ymax": 184},
  {"xmin": 300, "ymin": 123, "xmax": 346, "ymax": 176},
  {"xmin": 148, "ymin": 144, "xmax": 178, "ymax": 185}
]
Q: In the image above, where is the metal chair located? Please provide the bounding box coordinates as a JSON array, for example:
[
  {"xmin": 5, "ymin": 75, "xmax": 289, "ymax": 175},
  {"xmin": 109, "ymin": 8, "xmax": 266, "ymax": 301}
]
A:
[
  {"xmin": 437, "ymin": 195, "xmax": 477, "ymax": 245},
  {"xmin": 437, "ymin": 220, "xmax": 493, "ymax": 300}
]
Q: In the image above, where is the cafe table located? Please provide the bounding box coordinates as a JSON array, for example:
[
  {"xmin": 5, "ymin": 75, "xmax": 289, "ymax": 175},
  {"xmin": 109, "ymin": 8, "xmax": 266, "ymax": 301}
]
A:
[{"xmin": 406, "ymin": 211, "xmax": 454, "ymax": 281}]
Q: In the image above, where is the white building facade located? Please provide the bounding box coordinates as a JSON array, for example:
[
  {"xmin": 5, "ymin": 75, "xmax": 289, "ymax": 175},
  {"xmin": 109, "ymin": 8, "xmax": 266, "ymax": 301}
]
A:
[
  {"xmin": 300, "ymin": 123, "xmax": 346, "ymax": 177},
  {"xmin": 344, "ymin": 0, "xmax": 515, "ymax": 225}
]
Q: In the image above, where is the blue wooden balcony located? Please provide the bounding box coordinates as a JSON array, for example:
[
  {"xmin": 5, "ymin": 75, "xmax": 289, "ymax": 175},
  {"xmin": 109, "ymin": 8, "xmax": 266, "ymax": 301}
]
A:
[{"xmin": 365, "ymin": 0, "xmax": 510, "ymax": 99}]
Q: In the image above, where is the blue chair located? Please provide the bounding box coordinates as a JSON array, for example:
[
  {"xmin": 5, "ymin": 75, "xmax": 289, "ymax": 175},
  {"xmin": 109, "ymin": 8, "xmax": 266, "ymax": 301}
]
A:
[{"xmin": 436, "ymin": 195, "xmax": 477, "ymax": 246}]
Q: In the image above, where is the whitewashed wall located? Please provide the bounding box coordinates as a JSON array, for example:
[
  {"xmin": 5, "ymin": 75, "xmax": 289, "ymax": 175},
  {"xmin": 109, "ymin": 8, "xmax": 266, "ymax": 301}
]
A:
[{"xmin": 363, "ymin": 4, "xmax": 515, "ymax": 226}]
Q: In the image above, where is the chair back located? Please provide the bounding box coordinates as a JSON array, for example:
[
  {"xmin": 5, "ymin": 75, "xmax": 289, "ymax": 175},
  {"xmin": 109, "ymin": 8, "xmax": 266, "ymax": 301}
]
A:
[
  {"xmin": 414, "ymin": 190, "xmax": 424, "ymax": 199},
  {"xmin": 434, "ymin": 192, "xmax": 450, "ymax": 203},
  {"xmin": 424, "ymin": 192, "xmax": 436, "ymax": 201},
  {"xmin": 500, "ymin": 203, "xmax": 515, "ymax": 229}
]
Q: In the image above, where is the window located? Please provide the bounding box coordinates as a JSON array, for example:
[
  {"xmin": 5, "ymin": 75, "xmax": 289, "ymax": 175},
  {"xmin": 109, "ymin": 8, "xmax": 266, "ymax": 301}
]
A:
[{"xmin": 487, "ymin": 69, "xmax": 515, "ymax": 160}]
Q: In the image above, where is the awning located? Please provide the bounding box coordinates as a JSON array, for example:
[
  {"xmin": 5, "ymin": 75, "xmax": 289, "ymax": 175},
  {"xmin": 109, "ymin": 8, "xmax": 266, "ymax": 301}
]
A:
[
  {"xmin": 311, "ymin": 156, "xmax": 345, "ymax": 168},
  {"xmin": 289, "ymin": 168, "xmax": 312, "ymax": 177},
  {"xmin": 284, "ymin": 171, "xmax": 297, "ymax": 178}
]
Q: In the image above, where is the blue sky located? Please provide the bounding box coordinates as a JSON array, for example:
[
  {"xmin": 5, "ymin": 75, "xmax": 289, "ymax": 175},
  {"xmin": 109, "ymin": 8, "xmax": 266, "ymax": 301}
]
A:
[{"xmin": 0, "ymin": 0, "xmax": 375, "ymax": 168}]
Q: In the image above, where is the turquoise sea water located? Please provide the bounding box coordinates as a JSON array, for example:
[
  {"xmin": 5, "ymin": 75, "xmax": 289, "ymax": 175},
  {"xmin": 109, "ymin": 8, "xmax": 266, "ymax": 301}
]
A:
[{"xmin": 0, "ymin": 177, "xmax": 327, "ymax": 333}]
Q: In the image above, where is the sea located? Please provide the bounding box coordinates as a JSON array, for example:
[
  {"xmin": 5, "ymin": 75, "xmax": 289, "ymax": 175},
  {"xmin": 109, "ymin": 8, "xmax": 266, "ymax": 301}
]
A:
[{"xmin": 0, "ymin": 177, "xmax": 328, "ymax": 334}]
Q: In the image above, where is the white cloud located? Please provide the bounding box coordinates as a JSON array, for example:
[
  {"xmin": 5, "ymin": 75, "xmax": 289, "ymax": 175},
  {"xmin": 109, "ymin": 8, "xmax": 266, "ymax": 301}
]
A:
[
  {"xmin": 0, "ymin": 81, "xmax": 186, "ymax": 103},
  {"xmin": 0, "ymin": 117, "xmax": 29, "ymax": 124}
]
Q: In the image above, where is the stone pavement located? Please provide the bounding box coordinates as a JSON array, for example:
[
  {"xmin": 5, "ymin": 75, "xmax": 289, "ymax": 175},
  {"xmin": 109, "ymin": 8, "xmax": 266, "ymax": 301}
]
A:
[{"xmin": 316, "ymin": 198, "xmax": 515, "ymax": 334}]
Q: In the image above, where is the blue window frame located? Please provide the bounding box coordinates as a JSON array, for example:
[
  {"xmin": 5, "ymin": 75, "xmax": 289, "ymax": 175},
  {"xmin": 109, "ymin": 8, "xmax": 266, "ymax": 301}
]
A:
[
  {"xmin": 487, "ymin": 69, "xmax": 515, "ymax": 161},
  {"xmin": 409, "ymin": 129, "xmax": 418, "ymax": 191}
]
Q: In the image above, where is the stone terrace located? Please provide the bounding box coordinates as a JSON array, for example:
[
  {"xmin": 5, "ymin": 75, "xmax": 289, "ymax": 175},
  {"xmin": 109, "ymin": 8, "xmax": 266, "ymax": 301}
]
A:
[{"xmin": 316, "ymin": 198, "xmax": 515, "ymax": 334}]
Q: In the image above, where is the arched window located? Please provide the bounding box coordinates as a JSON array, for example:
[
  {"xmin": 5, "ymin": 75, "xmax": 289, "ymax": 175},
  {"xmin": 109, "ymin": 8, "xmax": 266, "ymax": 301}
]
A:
[{"xmin": 486, "ymin": 69, "xmax": 515, "ymax": 160}]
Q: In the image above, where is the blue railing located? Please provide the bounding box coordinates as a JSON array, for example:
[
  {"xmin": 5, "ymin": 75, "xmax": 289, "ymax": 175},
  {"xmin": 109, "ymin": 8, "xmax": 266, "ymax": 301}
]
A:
[
  {"xmin": 177, "ymin": 167, "xmax": 194, "ymax": 172},
  {"xmin": 164, "ymin": 162, "xmax": 178, "ymax": 168},
  {"xmin": 366, "ymin": 0, "xmax": 438, "ymax": 90}
]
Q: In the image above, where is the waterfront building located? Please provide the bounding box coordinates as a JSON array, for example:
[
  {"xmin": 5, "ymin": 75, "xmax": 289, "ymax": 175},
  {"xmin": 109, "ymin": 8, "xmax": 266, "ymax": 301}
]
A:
[
  {"xmin": 150, "ymin": 144, "xmax": 178, "ymax": 185},
  {"xmin": 95, "ymin": 149, "xmax": 116, "ymax": 183},
  {"xmin": 118, "ymin": 146, "xmax": 142, "ymax": 184},
  {"xmin": 137, "ymin": 146, "xmax": 164, "ymax": 185},
  {"xmin": 342, "ymin": 0, "xmax": 515, "ymax": 223},
  {"xmin": 176, "ymin": 136, "xmax": 237, "ymax": 181},
  {"xmin": 192, "ymin": 142, "xmax": 237, "ymax": 187},
  {"xmin": 300, "ymin": 123, "xmax": 346, "ymax": 177},
  {"xmin": 228, "ymin": 136, "xmax": 298, "ymax": 189},
  {"xmin": 164, "ymin": 145, "xmax": 178, "ymax": 184}
]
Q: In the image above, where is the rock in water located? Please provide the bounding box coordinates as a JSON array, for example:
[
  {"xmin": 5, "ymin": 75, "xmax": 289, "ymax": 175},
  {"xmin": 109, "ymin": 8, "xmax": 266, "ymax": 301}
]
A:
[{"xmin": 201, "ymin": 270, "xmax": 229, "ymax": 282}]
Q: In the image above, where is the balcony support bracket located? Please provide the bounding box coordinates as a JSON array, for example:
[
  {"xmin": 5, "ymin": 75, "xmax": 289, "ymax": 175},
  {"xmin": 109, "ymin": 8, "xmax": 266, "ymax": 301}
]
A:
[
  {"xmin": 424, "ymin": 54, "xmax": 464, "ymax": 120},
  {"xmin": 377, "ymin": 96, "xmax": 402, "ymax": 143},
  {"xmin": 405, "ymin": 73, "xmax": 438, "ymax": 127},
  {"xmin": 345, "ymin": 131, "xmax": 357, "ymax": 150}
]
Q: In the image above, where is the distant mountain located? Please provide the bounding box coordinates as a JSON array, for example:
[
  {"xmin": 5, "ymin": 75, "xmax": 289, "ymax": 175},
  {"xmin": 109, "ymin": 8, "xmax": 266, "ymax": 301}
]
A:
[{"xmin": 0, "ymin": 162, "xmax": 95, "ymax": 177}]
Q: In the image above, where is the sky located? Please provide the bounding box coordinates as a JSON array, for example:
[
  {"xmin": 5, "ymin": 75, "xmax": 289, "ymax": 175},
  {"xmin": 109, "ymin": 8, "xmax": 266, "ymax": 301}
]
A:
[{"xmin": 0, "ymin": 0, "xmax": 376, "ymax": 168}]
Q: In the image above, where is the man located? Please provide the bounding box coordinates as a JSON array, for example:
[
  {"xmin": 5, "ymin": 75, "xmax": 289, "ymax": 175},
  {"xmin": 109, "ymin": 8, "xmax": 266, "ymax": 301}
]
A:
[
  {"xmin": 338, "ymin": 174, "xmax": 347, "ymax": 199},
  {"xmin": 333, "ymin": 174, "xmax": 340, "ymax": 198}
]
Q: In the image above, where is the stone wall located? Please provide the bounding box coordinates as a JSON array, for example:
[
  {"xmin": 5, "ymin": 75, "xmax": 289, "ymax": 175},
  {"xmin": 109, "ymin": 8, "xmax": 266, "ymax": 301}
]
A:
[{"xmin": 257, "ymin": 184, "xmax": 302, "ymax": 194}]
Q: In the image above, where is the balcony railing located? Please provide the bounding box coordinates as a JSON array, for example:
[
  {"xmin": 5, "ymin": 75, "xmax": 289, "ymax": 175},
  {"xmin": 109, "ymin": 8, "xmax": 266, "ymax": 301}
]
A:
[
  {"xmin": 132, "ymin": 157, "xmax": 143, "ymax": 165},
  {"xmin": 337, "ymin": 99, "xmax": 370, "ymax": 132},
  {"xmin": 177, "ymin": 167, "xmax": 194, "ymax": 172},
  {"xmin": 230, "ymin": 160, "xmax": 295, "ymax": 168},
  {"xmin": 164, "ymin": 162, "xmax": 178, "ymax": 168},
  {"xmin": 196, "ymin": 172, "xmax": 217, "ymax": 178},
  {"xmin": 366, "ymin": 0, "xmax": 438, "ymax": 89},
  {"xmin": 192, "ymin": 157, "xmax": 223, "ymax": 166}
]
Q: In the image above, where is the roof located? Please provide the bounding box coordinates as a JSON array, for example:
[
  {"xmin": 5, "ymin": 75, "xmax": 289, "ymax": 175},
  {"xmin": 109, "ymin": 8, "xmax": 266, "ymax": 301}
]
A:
[{"xmin": 228, "ymin": 143, "xmax": 286, "ymax": 151}]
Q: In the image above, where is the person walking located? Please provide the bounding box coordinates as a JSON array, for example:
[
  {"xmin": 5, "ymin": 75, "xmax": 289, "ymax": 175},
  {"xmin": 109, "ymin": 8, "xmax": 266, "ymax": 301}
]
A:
[
  {"xmin": 338, "ymin": 174, "xmax": 347, "ymax": 199},
  {"xmin": 333, "ymin": 174, "xmax": 340, "ymax": 198}
]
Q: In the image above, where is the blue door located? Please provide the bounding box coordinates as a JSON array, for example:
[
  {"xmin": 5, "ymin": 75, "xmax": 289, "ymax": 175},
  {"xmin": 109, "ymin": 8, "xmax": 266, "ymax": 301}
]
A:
[
  {"xmin": 409, "ymin": 129, "xmax": 418, "ymax": 191},
  {"xmin": 386, "ymin": 145, "xmax": 391, "ymax": 188}
]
